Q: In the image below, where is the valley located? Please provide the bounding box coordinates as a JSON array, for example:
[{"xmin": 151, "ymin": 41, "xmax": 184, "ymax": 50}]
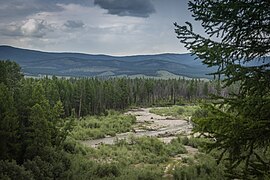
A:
[
  {"xmin": 71, "ymin": 105, "xmax": 222, "ymax": 179},
  {"xmin": 1, "ymin": 0, "xmax": 269, "ymax": 178}
]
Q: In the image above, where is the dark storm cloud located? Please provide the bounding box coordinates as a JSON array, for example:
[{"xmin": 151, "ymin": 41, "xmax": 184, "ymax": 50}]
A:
[
  {"xmin": 0, "ymin": 0, "xmax": 92, "ymax": 20},
  {"xmin": 94, "ymin": 0, "xmax": 156, "ymax": 18},
  {"xmin": 64, "ymin": 20, "xmax": 84, "ymax": 29},
  {"xmin": 0, "ymin": 1, "xmax": 58, "ymax": 19}
]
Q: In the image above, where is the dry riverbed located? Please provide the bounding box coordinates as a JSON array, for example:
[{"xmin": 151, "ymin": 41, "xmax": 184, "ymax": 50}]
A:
[{"xmin": 81, "ymin": 107, "xmax": 193, "ymax": 147}]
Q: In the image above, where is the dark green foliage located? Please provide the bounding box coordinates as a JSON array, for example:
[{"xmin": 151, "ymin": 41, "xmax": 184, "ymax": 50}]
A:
[
  {"xmin": 0, "ymin": 60, "xmax": 23, "ymax": 90},
  {"xmin": 23, "ymin": 147, "xmax": 71, "ymax": 180},
  {"xmin": 134, "ymin": 137, "xmax": 168, "ymax": 162},
  {"xmin": 0, "ymin": 83, "xmax": 19, "ymax": 160},
  {"xmin": 0, "ymin": 61, "xmax": 22, "ymax": 161},
  {"xmin": 167, "ymin": 137, "xmax": 188, "ymax": 156},
  {"xmin": 136, "ymin": 166, "xmax": 163, "ymax": 180},
  {"xmin": 150, "ymin": 105, "xmax": 198, "ymax": 120},
  {"xmin": 177, "ymin": 107, "xmax": 185, "ymax": 115},
  {"xmin": 24, "ymin": 104, "xmax": 51, "ymax": 159},
  {"xmin": 15, "ymin": 76, "xmax": 234, "ymax": 117},
  {"xmin": 50, "ymin": 101, "xmax": 74, "ymax": 147},
  {"xmin": 0, "ymin": 61, "xmax": 74, "ymax": 179},
  {"xmin": 0, "ymin": 160, "xmax": 33, "ymax": 180},
  {"xmin": 172, "ymin": 136, "xmax": 210, "ymax": 153},
  {"xmin": 23, "ymin": 157, "xmax": 53, "ymax": 180},
  {"xmin": 192, "ymin": 107, "xmax": 209, "ymax": 119},
  {"xmin": 95, "ymin": 163, "xmax": 120, "ymax": 178},
  {"xmin": 71, "ymin": 113, "xmax": 136, "ymax": 140},
  {"xmin": 173, "ymin": 154, "xmax": 225, "ymax": 180},
  {"xmin": 117, "ymin": 164, "xmax": 163, "ymax": 180},
  {"xmin": 175, "ymin": 0, "xmax": 270, "ymax": 178}
]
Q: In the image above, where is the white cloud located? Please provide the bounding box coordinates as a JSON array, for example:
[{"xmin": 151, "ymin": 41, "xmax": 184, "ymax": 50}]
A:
[
  {"xmin": 2, "ymin": 19, "xmax": 53, "ymax": 38},
  {"xmin": 21, "ymin": 19, "xmax": 50, "ymax": 37}
]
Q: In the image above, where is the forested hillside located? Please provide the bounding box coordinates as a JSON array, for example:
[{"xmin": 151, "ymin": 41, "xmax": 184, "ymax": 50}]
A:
[{"xmin": 0, "ymin": 46, "xmax": 215, "ymax": 78}]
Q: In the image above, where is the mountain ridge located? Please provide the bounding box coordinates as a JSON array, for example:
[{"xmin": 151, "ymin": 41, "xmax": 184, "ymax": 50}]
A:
[{"xmin": 0, "ymin": 45, "xmax": 214, "ymax": 78}]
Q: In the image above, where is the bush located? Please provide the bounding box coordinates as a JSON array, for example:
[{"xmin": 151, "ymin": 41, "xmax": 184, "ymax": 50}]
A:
[
  {"xmin": 177, "ymin": 107, "xmax": 185, "ymax": 115},
  {"xmin": 71, "ymin": 114, "xmax": 136, "ymax": 140},
  {"xmin": 192, "ymin": 108, "xmax": 209, "ymax": 119},
  {"xmin": 23, "ymin": 147, "xmax": 71, "ymax": 180},
  {"xmin": 65, "ymin": 155, "xmax": 96, "ymax": 179},
  {"xmin": 150, "ymin": 105, "xmax": 199, "ymax": 119},
  {"xmin": 119, "ymin": 165, "xmax": 163, "ymax": 180},
  {"xmin": 167, "ymin": 137, "xmax": 187, "ymax": 156},
  {"xmin": 176, "ymin": 136, "xmax": 210, "ymax": 149},
  {"xmin": 23, "ymin": 156, "xmax": 53, "ymax": 179},
  {"xmin": 179, "ymin": 136, "xmax": 189, "ymax": 145},
  {"xmin": 0, "ymin": 160, "xmax": 33, "ymax": 180},
  {"xmin": 135, "ymin": 137, "xmax": 166, "ymax": 156},
  {"xmin": 173, "ymin": 154, "xmax": 225, "ymax": 180},
  {"xmin": 94, "ymin": 163, "xmax": 121, "ymax": 178},
  {"xmin": 137, "ymin": 169, "xmax": 162, "ymax": 180}
]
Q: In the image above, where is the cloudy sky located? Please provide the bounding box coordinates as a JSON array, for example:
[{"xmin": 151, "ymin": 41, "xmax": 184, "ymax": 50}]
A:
[{"xmin": 0, "ymin": 0, "xmax": 201, "ymax": 55}]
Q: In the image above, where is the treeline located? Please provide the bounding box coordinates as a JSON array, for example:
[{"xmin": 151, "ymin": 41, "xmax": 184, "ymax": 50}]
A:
[
  {"xmin": 1, "ymin": 60, "xmax": 238, "ymax": 118},
  {"xmin": 22, "ymin": 75, "xmax": 236, "ymax": 118}
]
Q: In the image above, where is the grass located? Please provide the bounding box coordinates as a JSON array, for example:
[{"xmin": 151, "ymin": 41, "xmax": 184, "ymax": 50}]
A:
[
  {"xmin": 71, "ymin": 111, "xmax": 136, "ymax": 140},
  {"xmin": 91, "ymin": 136, "xmax": 187, "ymax": 165},
  {"xmin": 150, "ymin": 105, "xmax": 199, "ymax": 120},
  {"xmin": 173, "ymin": 153, "xmax": 226, "ymax": 180},
  {"xmin": 63, "ymin": 135, "xmax": 226, "ymax": 179},
  {"xmin": 64, "ymin": 136, "xmax": 187, "ymax": 179}
]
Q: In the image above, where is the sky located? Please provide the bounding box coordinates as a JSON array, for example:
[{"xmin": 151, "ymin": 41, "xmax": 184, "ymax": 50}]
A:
[{"xmin": 0, "ymin": 0, "xmax": 202, "ymax": 55}]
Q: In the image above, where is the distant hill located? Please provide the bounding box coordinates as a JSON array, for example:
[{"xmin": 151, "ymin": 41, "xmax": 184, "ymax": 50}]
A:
[{"xmin": 0, "ymin": 45, "xmax": 217, "ymax": 79}]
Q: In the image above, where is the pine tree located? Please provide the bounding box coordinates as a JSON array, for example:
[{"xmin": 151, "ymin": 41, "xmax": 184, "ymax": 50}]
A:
[
  {"xmin": 24, "ymin": 104, "xmax": 51, "ymax": 160},
  {"xmin": 0, "ymin": 60, "xmax": 22, "ymax": 161},
  {"xmin": 0, "ymin": 83, "xmax": 19, "ymax": 160},
  {"xmin": 0, "ymin": 61, "xmax": 23, "ymax": 91},
  {"xmin": 175, "ymin": 0, "xmax": 270, "ymax": 178},
  {"xmin": 50, "ymin": 100, "xmax": 71, "ymax": 147}
]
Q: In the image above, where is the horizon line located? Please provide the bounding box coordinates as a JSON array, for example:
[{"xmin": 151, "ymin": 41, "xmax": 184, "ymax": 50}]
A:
[{"xmin": 0, "ymin": 44, "xmax": 192, "ymax": 57}]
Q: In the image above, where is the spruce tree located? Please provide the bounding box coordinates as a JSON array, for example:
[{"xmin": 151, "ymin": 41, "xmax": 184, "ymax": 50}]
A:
[
  {"xmin": 0, "ymin": 83, "xmax": 19, "ymax": 160},
  {"xmin": 175, "ymin": 0, "xmax": 270, "ymax": 178},
  {"xmin": 24, "ymin": 104, "xmax": 51, "ymax": 159}
]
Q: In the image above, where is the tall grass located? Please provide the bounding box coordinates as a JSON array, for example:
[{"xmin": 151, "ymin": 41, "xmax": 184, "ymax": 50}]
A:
[
  {"xmin": 150, "ymin": 105, "xmax": 199, "ymax": 119},
  {"xmin": 71, "ymin": 111, "xmax": 136, "ymax": 140}
]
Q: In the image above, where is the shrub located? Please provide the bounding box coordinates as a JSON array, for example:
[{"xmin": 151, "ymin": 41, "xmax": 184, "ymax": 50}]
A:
[
  {"xmin": 192, "ymin": 108, "xmax": 209, "ymax": 119},
  {"xmin": 177, "ymin": 107, "xmax": 185, "ymax": 115},
  {"xmin": 167, "ymin": 138, "xmax": 187, "ymax": 156},
  {"xmin": 0, "ymin": 160, "xmax": 33, "ymax": 180},
  {"xmin": 173, "ymin": 154, "xmax": 225, "ymax": 180},
  {"xmin": 71, "ymin": 114, "xmax": 136, "ymax": 140},
  {"xmin": 94, "ymin": 163, "xmax": 121, "ymax": 178}
]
